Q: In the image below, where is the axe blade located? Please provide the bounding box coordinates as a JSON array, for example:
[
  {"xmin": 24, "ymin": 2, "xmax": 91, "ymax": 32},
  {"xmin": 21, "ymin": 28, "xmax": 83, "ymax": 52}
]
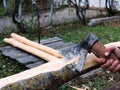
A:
[{"xmin": 59, "ymin": 33, "xmax": 99, "ymax": 72}]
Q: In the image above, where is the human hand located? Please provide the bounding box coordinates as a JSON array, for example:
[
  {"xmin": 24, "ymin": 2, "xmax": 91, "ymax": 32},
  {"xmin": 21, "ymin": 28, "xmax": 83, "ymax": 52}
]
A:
[{"xmin": 96, "ymin": 45, "xmax": 120, "ymax": 72}]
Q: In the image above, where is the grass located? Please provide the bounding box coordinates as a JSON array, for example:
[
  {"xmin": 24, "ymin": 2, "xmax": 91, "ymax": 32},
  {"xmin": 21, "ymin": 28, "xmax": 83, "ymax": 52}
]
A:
[
  {"xmin": 38, "ymin": 22, "xmax": 120, "ymax": 44},
  {"xmin": 59, "ymin": 70, "xmax": 118, "ymax": 90},
  {"xmin": 0, "ymin": 6, "xmax": 4, "ymax": 16},
  {"xmin": 0, "ymin": 53, "xmax": 26, "ymax": 78},
  {"xmin": 0, "ymin": 21, "xmax": 120, "ymax": 89}
]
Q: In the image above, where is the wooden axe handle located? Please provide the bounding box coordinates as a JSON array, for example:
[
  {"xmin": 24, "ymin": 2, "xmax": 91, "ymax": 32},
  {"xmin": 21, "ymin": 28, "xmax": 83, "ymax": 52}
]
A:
[
  {"xmin": 91, "ymin": 41, "xmax": 118, "ymax": 60},
  {"xmin": 11, "ymin": 33, "xmax": 62, "ymax": 58}
]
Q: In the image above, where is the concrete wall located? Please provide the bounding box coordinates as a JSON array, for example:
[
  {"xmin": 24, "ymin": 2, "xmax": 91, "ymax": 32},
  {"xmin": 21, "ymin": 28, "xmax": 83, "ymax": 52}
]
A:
[
  {"xmin": 54, "ymin": 0, "xmax": 120, "ymax": 11},
  {"xmin": 88, "ymin": 0, "xmax": 120, "ymax": 10}
]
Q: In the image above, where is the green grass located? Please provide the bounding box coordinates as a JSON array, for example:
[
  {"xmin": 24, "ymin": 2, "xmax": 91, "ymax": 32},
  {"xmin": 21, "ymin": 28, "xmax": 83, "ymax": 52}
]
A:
[
  {"xmin": 38, "ymin": 22, "xmax": 120, "ymax": 44},
  {"xmin": 0, "ymin": 21, "xmax": 120, "ymax": 89},
  {"xmin": 0, "ymin": 53, "xmax": 26, "ymax": 78},
  {"xmin": 0, "ymin": 6, "xmax": 4, "ymax": 16},
  {"xmin": 88, "ymin": 72, "xmax": 116, "ymax": 90}
]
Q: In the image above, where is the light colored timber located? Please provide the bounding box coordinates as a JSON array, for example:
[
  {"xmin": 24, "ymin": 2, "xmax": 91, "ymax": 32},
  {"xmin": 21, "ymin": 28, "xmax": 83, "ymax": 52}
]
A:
[
  {"xmin": 4, "ymin": 38, "xmax": 63, "ymax": 62},
  {"xmin": 1, "ymin": 39, "xmax": 120, "ymax": 89},
  {"xmin": 0, "ymin": 52, "xmax": 97, "ymax": 90},
  {"xmin": 0, "ymin": 59, "xmax": 67, "ymax": 89},
  {"xmin": 11, "ymin": 33, "xmax": 62, "ymax": 58}
]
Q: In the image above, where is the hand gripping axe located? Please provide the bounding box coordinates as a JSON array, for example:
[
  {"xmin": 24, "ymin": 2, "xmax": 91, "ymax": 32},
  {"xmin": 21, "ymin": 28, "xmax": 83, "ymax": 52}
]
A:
[{"xmin": 59, "ymin": 33, "xmax": 118, "ymax": 72}]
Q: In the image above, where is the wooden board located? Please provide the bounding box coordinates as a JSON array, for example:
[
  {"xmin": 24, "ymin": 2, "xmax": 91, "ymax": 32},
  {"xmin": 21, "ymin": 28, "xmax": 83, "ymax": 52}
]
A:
[
  {"xmin": 0, "ymin": 37, "xmax": 74, "ymax": 68},
  {"xmin": 17, "ymin": 55, "xmax": 42, "ymax": 64}
]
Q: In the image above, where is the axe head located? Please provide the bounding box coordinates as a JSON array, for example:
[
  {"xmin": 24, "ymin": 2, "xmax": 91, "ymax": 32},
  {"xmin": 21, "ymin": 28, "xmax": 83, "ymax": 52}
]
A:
[{"xmin": 59, "ymin": 33, "xmax": 99, "ymax": 72}]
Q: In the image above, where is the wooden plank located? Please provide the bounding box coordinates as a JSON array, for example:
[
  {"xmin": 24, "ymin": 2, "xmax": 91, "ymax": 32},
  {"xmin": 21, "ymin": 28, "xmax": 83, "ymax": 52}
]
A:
[
  {"xmin": 0, "ymin": 46, "xmax": 44, "ymax": 65},
  {"xmin": 0, "ymin": 46, "xmax": 16, "ymax": 52},
  {"xmin": 17, "ymin": 55, "xmax": 41, "ymax": 64},
  {"xmin": 2, "ymin": 49, "xmax": 30, "ymax": 60},
  {"xmin": 2, "ymin": 48, "xmax": 47, "ymax": 65},
  {"xmin": 46, "ymin": 41, "xmax": 74, "ymax": 49},
  {"xmin": 36, "ymin": 37, "xmax": 62, "ymax": 45},
  {"xmin": 26, "ymin": 60, "xmax": 46, "ymax": 68}
]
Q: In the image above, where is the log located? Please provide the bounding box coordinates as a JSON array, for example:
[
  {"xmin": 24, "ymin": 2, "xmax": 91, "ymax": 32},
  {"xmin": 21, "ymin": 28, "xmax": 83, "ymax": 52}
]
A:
[
  {"xmin": 11, "ymin": 33, "xmax": 62, "ymax": 58},
  {"xmin": 4, "ymin": 38, "xmax": 63, "ymax": 62},
  {"xmin": 0, "ymin": 55, "xmax": 97, "ymax": 90},
  {"xmin": 1, "ymin": 40, "xmax": 120, "ymax": 90},
  {"xmin": 87, "ymin": 16, "xmax": 120, "ymax": 26}
]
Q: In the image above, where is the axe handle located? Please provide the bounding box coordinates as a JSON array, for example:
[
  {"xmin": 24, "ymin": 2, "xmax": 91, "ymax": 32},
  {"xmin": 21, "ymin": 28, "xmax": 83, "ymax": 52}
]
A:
[{"xmin": 91, "ymin": 41, "xmax": 118, "ymax": 60}]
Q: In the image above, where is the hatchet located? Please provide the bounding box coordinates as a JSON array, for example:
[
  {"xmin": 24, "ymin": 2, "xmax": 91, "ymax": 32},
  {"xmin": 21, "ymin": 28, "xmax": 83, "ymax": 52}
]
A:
[{"xmin": 59, "ymin": 33, "xmax": 118, "ymax": 72}]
